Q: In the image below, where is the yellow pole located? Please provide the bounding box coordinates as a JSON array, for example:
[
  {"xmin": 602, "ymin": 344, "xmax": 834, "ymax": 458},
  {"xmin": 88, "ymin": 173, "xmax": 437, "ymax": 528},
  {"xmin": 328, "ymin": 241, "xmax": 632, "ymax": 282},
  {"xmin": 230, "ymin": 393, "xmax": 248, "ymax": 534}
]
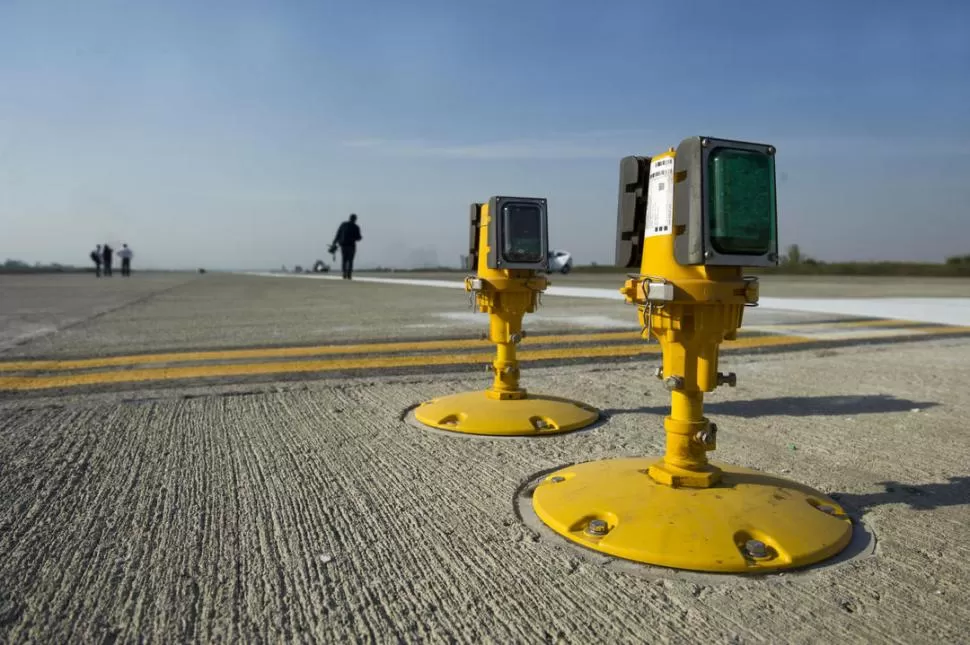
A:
[
  {"xmin": 620, "ymin": 148, "xmax": 745, "ymax": 488},
  {"xmin": 473, "ymin": 201, "xmax": 536, "ymax": 401},
  {"xmin": 489, "ymin": 333, "xmax": 523, "ymax": 398},
  {"xmin": 663, "ymin": 390, "xmax": 710, "ymax": 470}
]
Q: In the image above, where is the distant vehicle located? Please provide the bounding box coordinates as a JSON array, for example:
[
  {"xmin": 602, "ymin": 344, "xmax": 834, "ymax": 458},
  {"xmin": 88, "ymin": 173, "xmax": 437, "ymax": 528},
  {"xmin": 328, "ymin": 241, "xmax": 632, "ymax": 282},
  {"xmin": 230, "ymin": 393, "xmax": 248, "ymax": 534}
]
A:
[
  {"xmin": 312, "ymin": 260, "xmax": 330, "ymax": 273},
  {"xmin": 547, "ymin": 250, "xmax": 573, "ymax": 274}
]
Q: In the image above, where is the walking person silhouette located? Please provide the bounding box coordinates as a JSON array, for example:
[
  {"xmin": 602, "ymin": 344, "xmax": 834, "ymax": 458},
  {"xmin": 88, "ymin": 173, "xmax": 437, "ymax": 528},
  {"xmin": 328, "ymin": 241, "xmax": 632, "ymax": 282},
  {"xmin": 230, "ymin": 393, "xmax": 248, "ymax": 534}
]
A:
[{"xmin": 330, "ymin": 214, "xmax": 362, "ymax": 280}]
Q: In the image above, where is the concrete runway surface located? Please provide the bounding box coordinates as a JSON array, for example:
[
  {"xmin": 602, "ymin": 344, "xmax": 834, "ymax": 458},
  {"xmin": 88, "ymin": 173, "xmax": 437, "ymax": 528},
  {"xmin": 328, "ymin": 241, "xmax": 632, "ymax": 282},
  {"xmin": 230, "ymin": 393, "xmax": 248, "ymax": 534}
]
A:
[{"xmin": 1, "ymin": 272, "xmax": 969, "ymax": 643}]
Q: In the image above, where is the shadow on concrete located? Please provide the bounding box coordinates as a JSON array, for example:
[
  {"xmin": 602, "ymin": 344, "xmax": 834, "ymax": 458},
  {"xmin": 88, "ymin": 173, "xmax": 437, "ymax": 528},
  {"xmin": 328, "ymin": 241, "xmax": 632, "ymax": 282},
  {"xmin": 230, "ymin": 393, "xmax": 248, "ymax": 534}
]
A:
[
  {"xmin": 835, "ymin": 477, "xmax": 970, "ymax": 512},
  {"xmin": 603, "ymin": 394, "xmax": 937, "ymax": 419}
]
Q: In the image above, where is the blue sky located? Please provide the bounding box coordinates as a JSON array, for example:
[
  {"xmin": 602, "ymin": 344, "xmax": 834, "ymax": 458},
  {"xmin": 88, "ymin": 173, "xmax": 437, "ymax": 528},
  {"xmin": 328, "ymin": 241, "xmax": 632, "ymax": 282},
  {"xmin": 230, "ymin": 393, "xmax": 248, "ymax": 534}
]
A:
[{"xmin": 1, "ymin": 0, "xmax": 968, "ymax": 269}]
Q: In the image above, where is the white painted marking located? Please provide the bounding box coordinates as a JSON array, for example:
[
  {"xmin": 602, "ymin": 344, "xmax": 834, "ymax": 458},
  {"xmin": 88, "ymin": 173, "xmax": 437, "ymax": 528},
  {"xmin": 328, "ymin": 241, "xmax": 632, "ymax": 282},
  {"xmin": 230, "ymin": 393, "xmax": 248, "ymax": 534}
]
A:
[
  {"xmin": 243, "ymin": 272, "xmax": 970, "ymax": 326},
  {"xmin": 746, "ymin": 326, "xmax": 933, "ymax": 341},
  {"xmin": 435, "ymin": 312, "xmax": 635, "ymax": 329},
  {"xmin": 756, "ymin": 297, "xmax": 970, "ymax": 327},
  {"xmin": 246, "ymin": 272, "xmax": 466, "ymax": 290}
]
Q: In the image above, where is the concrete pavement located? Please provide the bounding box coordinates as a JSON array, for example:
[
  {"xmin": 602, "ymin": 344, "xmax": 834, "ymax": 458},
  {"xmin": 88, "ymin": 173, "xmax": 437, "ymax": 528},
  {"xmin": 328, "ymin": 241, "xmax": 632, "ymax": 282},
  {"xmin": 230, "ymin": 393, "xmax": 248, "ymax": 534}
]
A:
[{"xmin": 1, "ymin": 272, "xmax": 969, "ymax": 643}]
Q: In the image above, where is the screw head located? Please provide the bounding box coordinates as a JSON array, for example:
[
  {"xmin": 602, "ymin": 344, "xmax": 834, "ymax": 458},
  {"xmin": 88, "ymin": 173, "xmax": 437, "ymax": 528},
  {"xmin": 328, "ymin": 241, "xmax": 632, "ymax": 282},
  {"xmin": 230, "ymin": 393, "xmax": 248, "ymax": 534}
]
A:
[
  {"xmin": 766, "ymin": 145, "xmax": 776, "ymax": 155},
  {"xmin": 717, "ymin": 372, "xmax": 737, "ymax": 387},
  {"xmin": 701, "ymin": 138, "xmax": 710, "ymax": 148},
  {"xmin": 664, "ymin": 376, "xmax": 684, "ymax": 391},
  {"xmin": 586, "ymin": 519, "xmax": 609, "ymax": 536},
  {"xmin": 550, "ymin": 476, "xmax": 565, "ymax": 483},
  {"xmin": 743, "ymin": 539, "xmax": 769, "ymax": 559}
]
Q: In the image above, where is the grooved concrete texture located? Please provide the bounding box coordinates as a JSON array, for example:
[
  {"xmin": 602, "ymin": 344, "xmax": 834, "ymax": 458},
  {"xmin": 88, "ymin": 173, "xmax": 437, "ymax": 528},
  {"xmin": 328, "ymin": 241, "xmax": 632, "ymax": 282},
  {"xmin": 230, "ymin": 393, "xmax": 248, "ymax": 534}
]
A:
[{"xmin": 2, "ymin": 340, "xmax": 969, "ymax": 643}]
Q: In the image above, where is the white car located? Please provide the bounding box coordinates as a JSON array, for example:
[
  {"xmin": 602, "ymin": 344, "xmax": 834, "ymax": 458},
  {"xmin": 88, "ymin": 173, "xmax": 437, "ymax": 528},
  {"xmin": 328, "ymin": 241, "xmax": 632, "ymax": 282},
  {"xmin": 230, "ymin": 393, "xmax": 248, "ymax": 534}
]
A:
[{"xmin": 547, "ymin": 250, "xmax": 573, "ymax": 274}]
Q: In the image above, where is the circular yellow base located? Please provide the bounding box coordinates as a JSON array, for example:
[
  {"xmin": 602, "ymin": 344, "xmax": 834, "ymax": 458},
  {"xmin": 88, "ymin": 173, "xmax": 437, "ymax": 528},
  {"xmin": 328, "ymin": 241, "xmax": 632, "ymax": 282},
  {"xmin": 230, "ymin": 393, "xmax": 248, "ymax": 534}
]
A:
[
  {"xmin": 413, "ymin": 390, "xmax": 599, "ymax": 436},
  {"xmin": 532, "ymin": 457, "xmax": 853, "ymax": 573}
]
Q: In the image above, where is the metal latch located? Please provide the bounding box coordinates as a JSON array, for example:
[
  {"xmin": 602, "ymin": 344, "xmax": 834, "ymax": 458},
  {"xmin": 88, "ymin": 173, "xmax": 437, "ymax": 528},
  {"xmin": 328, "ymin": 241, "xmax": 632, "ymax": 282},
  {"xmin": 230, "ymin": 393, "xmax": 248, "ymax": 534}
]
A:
[{"xmin": 643, "ymin": 281, "xmax": 674, "ymax": 302}]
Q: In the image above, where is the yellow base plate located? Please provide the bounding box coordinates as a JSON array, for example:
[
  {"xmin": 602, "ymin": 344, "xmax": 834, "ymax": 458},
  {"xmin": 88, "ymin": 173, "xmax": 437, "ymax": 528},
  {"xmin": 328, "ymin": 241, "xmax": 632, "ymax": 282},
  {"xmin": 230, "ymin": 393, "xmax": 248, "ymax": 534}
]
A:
[
  {"xmin": 532, "ymin": 457, "xmax": 853, "ymax": 573},
  {"xmin": 413, "ymin": 390, "xmax": 599, "ymax": 436}
]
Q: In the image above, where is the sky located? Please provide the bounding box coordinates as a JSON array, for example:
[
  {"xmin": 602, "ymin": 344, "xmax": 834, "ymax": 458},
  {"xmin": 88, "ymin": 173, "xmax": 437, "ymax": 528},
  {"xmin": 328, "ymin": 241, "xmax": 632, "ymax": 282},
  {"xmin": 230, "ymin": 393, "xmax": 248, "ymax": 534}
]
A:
[{"xmin": 1, "ymin": 0, "xmax": 968, "ymax": 270}]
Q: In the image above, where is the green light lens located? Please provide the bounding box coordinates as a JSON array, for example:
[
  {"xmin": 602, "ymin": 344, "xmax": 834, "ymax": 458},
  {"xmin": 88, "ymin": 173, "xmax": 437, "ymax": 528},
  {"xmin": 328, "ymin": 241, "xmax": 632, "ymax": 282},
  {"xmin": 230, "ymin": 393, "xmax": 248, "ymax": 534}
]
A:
[
  {"xmin": 503, "ymin": 203, "xmax": 543, "ymax": 263},
  {"xmin": 707, "ymin": 148, "xmax": 776, "ymax": 255}
]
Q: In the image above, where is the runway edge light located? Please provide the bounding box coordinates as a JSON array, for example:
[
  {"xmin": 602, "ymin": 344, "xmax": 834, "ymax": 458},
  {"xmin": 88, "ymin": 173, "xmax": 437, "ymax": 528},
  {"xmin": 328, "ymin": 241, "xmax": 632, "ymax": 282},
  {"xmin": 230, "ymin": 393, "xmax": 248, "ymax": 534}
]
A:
[
  {"xmin": 535, "ymin": 137, "xmax": 853, "ymax": 573},
  {"xmin": 413, "ymin": 196, "xmax": 599, "ymax": 436}
]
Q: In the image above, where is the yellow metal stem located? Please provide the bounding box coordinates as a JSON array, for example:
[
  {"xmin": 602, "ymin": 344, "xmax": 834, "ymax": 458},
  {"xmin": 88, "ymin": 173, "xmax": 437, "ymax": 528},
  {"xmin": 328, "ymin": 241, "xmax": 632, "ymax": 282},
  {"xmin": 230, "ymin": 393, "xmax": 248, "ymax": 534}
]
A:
[
  {"xmin": 663, "ymin": 389, "xmax": 710, "ymax": 470},
  {"xmin": 670, "ymin": 388, "xmax": 702, "ymax": 418},
  {"xmin": 487, "ymin": 310, "xmax": 525, "ymax": 399}
]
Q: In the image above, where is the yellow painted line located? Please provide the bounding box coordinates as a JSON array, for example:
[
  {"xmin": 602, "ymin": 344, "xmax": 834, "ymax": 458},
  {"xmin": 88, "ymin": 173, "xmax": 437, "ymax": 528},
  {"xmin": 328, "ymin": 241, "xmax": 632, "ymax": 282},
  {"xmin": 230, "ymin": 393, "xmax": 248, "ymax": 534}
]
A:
[
  {"xmin": 0, "ymin": 335, "xmax": 816, "ymax": 392},
  {"xmin": 0, "ymin": 317, "xmax": 937, "ymax": 374},
  {"xmin": 753, "ymin": 318, "xmax": 929, "ymax": 330},
  {"xmin": 0, "ymin": 330, "xmax": 644, "ymax": 373},
  {"xmin": 917, "ymin": 325, "xmax": 970, "ymax": 335},
  {"xmin": 833, "ymin": 319, "xmax": 928, "ymax": 328}
]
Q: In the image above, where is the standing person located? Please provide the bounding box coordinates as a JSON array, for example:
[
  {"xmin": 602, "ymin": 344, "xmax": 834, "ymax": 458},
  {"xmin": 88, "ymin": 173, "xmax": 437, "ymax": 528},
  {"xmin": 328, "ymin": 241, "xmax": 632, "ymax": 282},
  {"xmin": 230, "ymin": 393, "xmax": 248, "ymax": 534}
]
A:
[
  {"xmin": 118, "ymin": 244, "xmax": 134, "ymax": 277},
  {"xmin": 102, "ymin": 243, "xmax": 114, "ymax": 277},
  {"xmin": 330, "ymin": 213, "xmax": 362, "ymax": 280},
  {"xmin": 90, "ymin": 244, "xmax": 103, "ymax": 277}
]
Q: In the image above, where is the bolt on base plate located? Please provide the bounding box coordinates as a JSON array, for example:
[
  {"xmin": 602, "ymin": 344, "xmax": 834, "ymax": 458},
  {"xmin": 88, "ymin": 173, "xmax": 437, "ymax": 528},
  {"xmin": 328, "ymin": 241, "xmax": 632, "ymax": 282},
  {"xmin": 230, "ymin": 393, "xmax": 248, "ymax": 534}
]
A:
[
  {"xmin": 413, "ymin": 390, "xmax": 599, "ymax": 436},
  {"xmin": 532, "ymin": 457, "xmax": 853, "ymax": 573}
]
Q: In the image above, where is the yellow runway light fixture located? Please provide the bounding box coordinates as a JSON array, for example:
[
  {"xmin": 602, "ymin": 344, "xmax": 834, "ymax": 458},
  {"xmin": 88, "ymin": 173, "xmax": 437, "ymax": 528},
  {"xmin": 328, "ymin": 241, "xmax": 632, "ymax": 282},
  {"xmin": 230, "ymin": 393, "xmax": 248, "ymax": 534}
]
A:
[
  {"xmin": 533, "ymin": 137, "xmax": 852, "ymax": 572},
  {"xmin": 413, "ymin": 197, "xmax": 599, "ymax": 436}
]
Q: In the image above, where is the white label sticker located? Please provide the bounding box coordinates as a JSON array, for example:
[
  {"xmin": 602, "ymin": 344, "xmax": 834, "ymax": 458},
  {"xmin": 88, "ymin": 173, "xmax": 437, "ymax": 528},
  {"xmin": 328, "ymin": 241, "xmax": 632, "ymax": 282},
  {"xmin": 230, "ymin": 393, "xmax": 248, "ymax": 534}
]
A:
[{"xmin": 644, "ymin": 156, "xmax": 674, "ymax": 238}]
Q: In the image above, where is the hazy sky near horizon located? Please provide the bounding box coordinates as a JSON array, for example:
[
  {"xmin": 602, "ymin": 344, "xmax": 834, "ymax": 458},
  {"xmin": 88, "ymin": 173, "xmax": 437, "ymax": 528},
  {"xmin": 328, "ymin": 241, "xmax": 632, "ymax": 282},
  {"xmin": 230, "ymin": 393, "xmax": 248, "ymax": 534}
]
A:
[{"xmin": 1, "ymin": 0, "xmax": 968, "ymax": 270}]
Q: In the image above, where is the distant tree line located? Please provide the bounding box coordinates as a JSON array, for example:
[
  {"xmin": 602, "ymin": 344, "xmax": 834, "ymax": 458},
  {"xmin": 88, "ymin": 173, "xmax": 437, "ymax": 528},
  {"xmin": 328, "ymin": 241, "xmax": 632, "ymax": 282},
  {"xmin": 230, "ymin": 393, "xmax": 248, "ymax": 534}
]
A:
[
  {"xmin": 1, "ymin": 259, "xmax": 85, "ymax": 274},
  {"xmin": 568, "ymin": 244, "xmax": 970, "ymax": 277},
  {"xmin": 758, "ymin": 245, "xmax": 970, "ymax": 277}
]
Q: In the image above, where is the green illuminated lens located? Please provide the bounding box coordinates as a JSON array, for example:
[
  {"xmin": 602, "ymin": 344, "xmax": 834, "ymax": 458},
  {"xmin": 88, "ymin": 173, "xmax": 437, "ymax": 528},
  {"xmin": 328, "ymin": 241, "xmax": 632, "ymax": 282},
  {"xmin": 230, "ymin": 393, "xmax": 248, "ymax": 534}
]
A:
[
  {"xmin": 708, "ymin": 148, "xmax": 776, "ymax": 255},
  {"xmin": 503, "ymin": 204, "xmax": 543, "ymax": 263}
]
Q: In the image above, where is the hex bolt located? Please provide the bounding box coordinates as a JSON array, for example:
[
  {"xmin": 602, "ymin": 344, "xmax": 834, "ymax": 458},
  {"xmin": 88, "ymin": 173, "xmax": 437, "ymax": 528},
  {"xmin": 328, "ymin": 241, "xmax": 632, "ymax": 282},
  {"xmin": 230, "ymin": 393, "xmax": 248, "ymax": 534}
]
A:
[
  {"xmin": 534, "ymin": 419, "xmax": 548, "ymax": 429},
  {"xmin": 586, "ymin": 519, "xmax": 610, "ymax": 536},
  {"xmin": 701, "ymin": 138, "xmax": 710, "ymax": 147},
  {"xmin": 509, "ymin": 333, "xmax": 522, "ymax": 345},
  {"xmin": 653, "ymin": 366, "xmax": 664, "ymax": 379},
  {"xmin": 743, "ymin": 539, "xmax": 769, "ymax": 559},
  {"xmin": 664, "ymin": 376, "xmax": 684, "ymax": 391},
  {"xmin": 717, "ymin": 372, "xmax": 737, "ymax": 387}
]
